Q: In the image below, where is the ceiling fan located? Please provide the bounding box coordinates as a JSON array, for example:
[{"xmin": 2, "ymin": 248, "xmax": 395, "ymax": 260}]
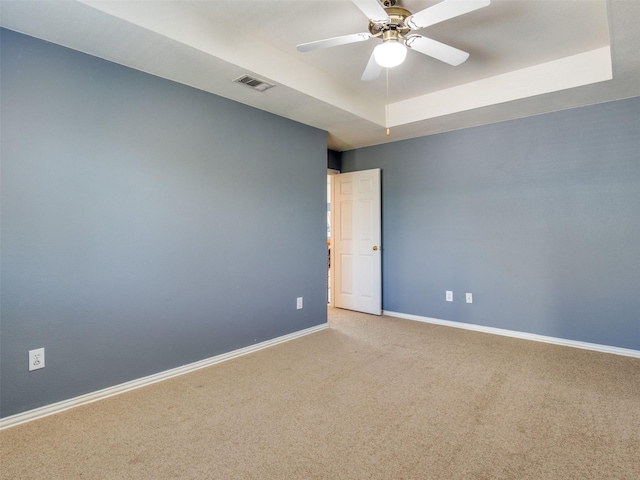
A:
[{"xmin": 297, "ymin": 0, "xmax": 490, "ymax": 81}]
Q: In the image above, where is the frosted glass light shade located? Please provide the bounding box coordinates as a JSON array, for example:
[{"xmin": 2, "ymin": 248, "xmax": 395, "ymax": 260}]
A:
[{"xmin": 373, "ymin": 41, "xmax": 407, "ymax": 68}]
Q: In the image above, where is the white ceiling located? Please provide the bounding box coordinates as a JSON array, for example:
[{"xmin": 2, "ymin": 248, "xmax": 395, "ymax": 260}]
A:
[{"xmin": 1, "ymin": 0, "xmax": 638, "ymax": 151}]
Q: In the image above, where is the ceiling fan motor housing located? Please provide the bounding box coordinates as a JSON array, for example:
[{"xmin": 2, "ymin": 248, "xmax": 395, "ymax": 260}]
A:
[{"xmin": 369, "ymin": 6, "xmax": 412, "ymax": 37}]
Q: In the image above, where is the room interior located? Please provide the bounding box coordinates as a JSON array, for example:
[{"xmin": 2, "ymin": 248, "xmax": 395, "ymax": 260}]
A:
[{"xmin": 1, "ymin": 0, "xmax": 638, "ymax": 447}]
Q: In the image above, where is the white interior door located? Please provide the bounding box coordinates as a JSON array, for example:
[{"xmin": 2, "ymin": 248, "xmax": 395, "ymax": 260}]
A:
[{"xmin": 333, "ymin": 168, "xmax": 381, "ymax": 315}]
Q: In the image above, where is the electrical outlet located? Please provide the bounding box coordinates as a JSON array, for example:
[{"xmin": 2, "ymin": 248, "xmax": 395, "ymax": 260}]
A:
[
  {"xmin": 297, "ymin": 297, "xmax": 303, "ymax": 309},
  {"xmin": 446, "ymin": 291, "xmax": 453, "ymax": 302},
  {"xmin": 29, "ymin": 348, "xmax": 45, "ymax": 371},
  {"xmin": 466, "ymin": 293, "xmax": 473, "ymax": 304}
]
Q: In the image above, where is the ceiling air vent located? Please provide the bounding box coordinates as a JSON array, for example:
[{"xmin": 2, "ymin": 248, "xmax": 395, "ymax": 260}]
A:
[{"xmin": 234, "ymin": 75, "xmax": 275, "ymax": 92}]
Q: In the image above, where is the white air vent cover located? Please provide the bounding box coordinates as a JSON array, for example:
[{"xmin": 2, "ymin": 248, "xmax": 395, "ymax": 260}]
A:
[{"xmin": 234, "ymin": 75, "xmax": 275, "ymax": 92}]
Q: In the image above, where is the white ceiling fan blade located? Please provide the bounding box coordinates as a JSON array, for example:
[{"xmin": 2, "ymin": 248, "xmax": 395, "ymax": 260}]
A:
[
  {"xmin": 297, "ymin": 32, "xmax": 371, "ymax": 52},
  {"xmin": 361, "ymin": 51, "xmax": 383, "ymax": 81},
  {"xmin": 405, "ymin": 35, "xmax": 469, "ymax": 66},
  {"xmin": 406, "ymin": 0, "xmax": 490, "ymax": 30},
  {"xmin": 351, "ymin": 0, "xmax": 390, "ymax": 24}
]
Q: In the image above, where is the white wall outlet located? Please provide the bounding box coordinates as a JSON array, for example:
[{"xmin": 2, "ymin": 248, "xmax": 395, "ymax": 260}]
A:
[
  {"xmin": 29, "ymin": 348, "xmax": 45, "ymax": 371},
  {"xmin": 296, "ymin": 297, "xmax": 303, "ymax": 309},
  {"xmin": 466, "ymin": 293, "xmax": 473, "ymax": 304},
  {"xmin": 446, "ymin": 291, "xmax": 453, "ymax": 302}
]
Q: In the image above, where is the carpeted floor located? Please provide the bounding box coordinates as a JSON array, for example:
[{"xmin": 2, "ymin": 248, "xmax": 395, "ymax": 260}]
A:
[{"xmin": 1, "ymin": 308, "xmax": 639, "ymax": 479}]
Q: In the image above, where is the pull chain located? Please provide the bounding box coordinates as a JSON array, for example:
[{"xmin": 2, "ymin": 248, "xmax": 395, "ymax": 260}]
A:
[{"xmin": 385, "ymin": 68, "xmax": 390, "ymax": 136}]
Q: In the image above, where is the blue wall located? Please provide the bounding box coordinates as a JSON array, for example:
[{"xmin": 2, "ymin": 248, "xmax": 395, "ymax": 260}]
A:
[
  {"xmin": 0, "ymin": 29, "xmax": 328, "ymax": 418},
  {"xmin": 343, "ymin": 97, "xmax": 640, "ymax": 351}
]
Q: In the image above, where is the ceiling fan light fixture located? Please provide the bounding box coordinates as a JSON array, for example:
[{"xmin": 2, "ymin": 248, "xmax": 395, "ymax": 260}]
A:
[{"xmin": 373, "ymin": 40, "xmax": 407, "ymax": 68}]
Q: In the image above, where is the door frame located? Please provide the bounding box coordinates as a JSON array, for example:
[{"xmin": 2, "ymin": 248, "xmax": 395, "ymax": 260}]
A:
[
  {"xmin": 330, "ymin": 168, "xmax": 382, "ymax": 315},
  {"xmin": 327, "ymin": 169, "xmax": 339, "ymax": 306}
]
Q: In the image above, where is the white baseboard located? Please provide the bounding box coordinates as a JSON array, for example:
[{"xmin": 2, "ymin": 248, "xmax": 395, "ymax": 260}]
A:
[
  {"xmin": 0, "ymin": 323, "xmax": 328, "ymax": 430},
  {"xmin": 383, "ymin": 310, "xmax": 640, "ymax": 359}
]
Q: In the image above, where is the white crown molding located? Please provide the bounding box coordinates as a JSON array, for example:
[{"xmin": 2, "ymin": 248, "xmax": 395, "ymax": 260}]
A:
[{"xmin": 0, "ymin": 323, "xmax": 328, "ymax": 430}]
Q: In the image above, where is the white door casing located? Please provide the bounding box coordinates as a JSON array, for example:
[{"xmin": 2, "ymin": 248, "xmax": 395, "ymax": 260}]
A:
[{"xmin": 332, "ymin": 168, "xmax": 382, "ymax": 315}]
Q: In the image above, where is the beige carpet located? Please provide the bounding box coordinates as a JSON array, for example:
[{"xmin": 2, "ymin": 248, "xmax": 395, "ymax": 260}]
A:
[{"xmin": 2, "ymin": 308, "xmax": 639, "ymax": 479}]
